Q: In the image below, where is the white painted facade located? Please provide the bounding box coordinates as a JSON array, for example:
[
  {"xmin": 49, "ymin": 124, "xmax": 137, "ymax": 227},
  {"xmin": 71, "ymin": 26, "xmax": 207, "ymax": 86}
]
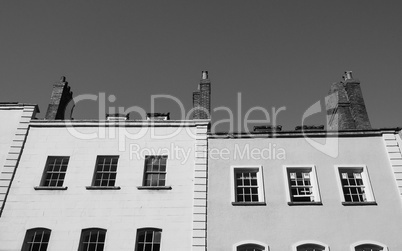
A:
[
  {"xmin": 0, "ymin": 103, "xmax": 38, "ymax": 216},
  {"xmin": 0, "ymin": 120, "xmax": 208, "ymax": 251}
]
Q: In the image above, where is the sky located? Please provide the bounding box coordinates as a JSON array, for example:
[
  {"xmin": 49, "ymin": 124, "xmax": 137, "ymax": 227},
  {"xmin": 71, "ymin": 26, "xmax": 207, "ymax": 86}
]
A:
[{"xmin": 1, "ymin": 1, "xmax": 402, "ymax": 132}]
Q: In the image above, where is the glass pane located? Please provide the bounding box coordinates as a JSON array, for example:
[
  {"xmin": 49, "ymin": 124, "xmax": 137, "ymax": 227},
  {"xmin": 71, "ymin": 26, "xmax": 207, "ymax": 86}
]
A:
[
  {"xmin": 138, "ymin": 232, "xmax": 145, "ymax": 242},
  {"xmin": 154, "ymin": 231, "xmax": 161, "ymax": 243},
  {"xmin": 96, "ymin": 244, "xmax": 104, "ymax": 251},
  {"xmin": 145, "ymin": 231, "xmax": 153, "ymax": 242},
  {"xmin": 88, "ymin": 244, "xmax": 96, "ymax": 251},
  {"xmin": 89, "ymin": 232, "xmax": 97, "ymax": 242},
  {"xmin": 152, "ymin": 244, "xmax": 161, "ymax": 251}
]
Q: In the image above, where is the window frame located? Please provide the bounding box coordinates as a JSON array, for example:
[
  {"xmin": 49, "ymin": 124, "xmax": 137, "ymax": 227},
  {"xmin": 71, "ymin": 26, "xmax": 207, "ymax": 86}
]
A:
[
  {"xmin": 284, "ymin": 165, "xmax": 322, "ymax": 205},
  {"xmin": 21, "ymin": 227, "xmax": 51, "ymax": 251},
  {"xmin": 230, "ymin": 165, "xmax": 265, "ymax": 205},
  {"xmin": 137, "ymin": 155, "xmax": 171, "ymax": 190},
  {"xmin": 135, "ymin": 228, "xmax": 162, "ymax": 251},
  {"xmin": 78, "ymin": 228, "xmax": 107, "ymax": 251},
  {"xmin": 350, "ymin": 240, "xmax": 388, "ymax": 251},
  {"xmin": 233, "ymin": 240, "xmax": 269, "ymax": 251},
  {"xmin": 335, "ymin": 165, "xmax": 376, "ymax": 205},
  {"xmin": 35, "ymin": 156, "xmax": 69, "ymax": 190},
  {"xmin": 86, "ymin": 156, "xmax": 120, "ymax": 190},
  {"xmin": 292, "ymin": 240, "xmax": 329, "ymax": 251}
]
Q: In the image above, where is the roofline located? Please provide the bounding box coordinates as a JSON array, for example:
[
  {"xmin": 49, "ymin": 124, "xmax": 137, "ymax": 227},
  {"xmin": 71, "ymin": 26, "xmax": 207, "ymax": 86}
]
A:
[
  {"xmin": 29, "ymin": 119, "xmax": 210, "ymax": 127},
  {"xmin": 0, "ymin": 103, "xmax": 40, "ymax": 113},
  {"xmin": 209, "ymin": 128, "xmax": 402, "ymax": 138}
]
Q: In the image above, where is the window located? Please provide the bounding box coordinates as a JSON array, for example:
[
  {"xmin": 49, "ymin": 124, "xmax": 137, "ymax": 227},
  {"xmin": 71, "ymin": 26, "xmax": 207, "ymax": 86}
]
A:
[
  {"xmin": 351, "ymin": 242, "xmax": 388, "ymax": 251},
  {"xmin": 355, "ymin": 244, "xmax": 384, "ymax": 251},
  {"xmin": 143, "ymin": 156, "xmax": 167, "ymax": 187},
  {"xmin": 231, "ymin": 166, "xmax": 265, "ymax": 205},
  {"xmin": 135, "ymin": 228, "xmax": 162, "ymax": 251},
  {"xmin": 40, "ymin": 156, "xmax": 69, "ymax": 187},
  {"xmin": 92, "ymin": 156, "xmax": 119, "ymax": 187},
  {"xmin": 297, "ymin": 243, "xmax": 326, "ymax": 251},
  {"xmin": 21, "ymin": 228, "xmax": 51, "ymax": 251},
  {"xmin": 237, "ymin": 244, "xmax": 265, "ymax": 251},
  {"xmin": 336, "ymin": 166, "xmax": 376, "ymax": 205},
  {"xmin": 78, "ymin": 228, "xmax": 106, "ymax": 251},
  {"xmin": 285, "ymin": 166, "xmax": 321, "ymax": 205}
]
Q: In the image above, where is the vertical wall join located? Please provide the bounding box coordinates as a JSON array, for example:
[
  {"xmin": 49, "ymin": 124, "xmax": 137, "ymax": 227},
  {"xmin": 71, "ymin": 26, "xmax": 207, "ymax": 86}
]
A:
[
  {"xmin": 193, "ymin": 71, "xmax": 211, "ymax": 119},
  {"xmin": 45, "ymin": 76, "xmax": 75, "ymax": 120},
  {"xmin": 326, "ymin": 71, "xmax": 371, "ymax": 130}
]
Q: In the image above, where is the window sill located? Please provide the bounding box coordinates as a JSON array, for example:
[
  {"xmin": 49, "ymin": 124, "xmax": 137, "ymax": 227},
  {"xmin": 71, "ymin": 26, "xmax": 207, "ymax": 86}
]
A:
[
  {"xmin": 137, "ymin": 186, "xmax": 172, "ymax": 190},
  {"xmin": 342, "ymin": 201, "xmax": 377, "ymax": 206},
  {"xmin": 232, "ymin": 202, "xmax": 266, "ymax": 206},
  {"xmin": 288, "ymin": 202, "xmax": 323, "ymax": 206},
  {"xmin": 85, "ymin": 186, "xmax": 121, "ymax": 190},
  {"xmin": 34, "ymin": 186, "xmax": 68, "ymax": 190}
]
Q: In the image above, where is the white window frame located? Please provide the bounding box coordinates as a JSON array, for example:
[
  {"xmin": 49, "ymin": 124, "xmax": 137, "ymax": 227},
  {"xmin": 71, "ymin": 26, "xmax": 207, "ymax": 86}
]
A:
[
  {"xmin": 350, "ymin": 240, "xmax": 389, "ymax": 251},
  {"xmin": 283, "ymin": 165, "xmax": 322, "ymax": 205},
  {"xmin": 291, "ymin": 240, "xmax": 329, "ymax": 251},
  {"xmin": 233, "ymin": 240, "xmax": 269, "ymax": 251},
  {"xmin": 334, "ymin": 165, "xmax": 376, "ymax": 204},
  {"xmin": 230, "ymin": 166, "xmax": 265, "ymax": 204}
]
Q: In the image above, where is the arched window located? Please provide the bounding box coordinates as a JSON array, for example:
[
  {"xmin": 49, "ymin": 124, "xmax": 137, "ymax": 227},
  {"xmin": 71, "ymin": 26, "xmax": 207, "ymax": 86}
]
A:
[
  {"xmin": 21, "ymin": 228, "xmax": 51, "ymax": 251},
  {"xmin": 297, "ymin": 243, "xmax": 326, "ymax": 251},
  {"xmin": 355, "ymin": 244, "xmax": 384, "ymax": 251},
  {"xmin": 237, "ymin": 243, "xmax": 265, "ymax": 251},
  {"xmin": 292, "ymin": 241, "xmax": 329, "ymax": 251},
  {"xmin": 135, "ymin": 228, "xmax": 162, "ymax": 251},
  {"xmin": 78, "ymin": 228, "xmax": 107, "ymax": 251}
]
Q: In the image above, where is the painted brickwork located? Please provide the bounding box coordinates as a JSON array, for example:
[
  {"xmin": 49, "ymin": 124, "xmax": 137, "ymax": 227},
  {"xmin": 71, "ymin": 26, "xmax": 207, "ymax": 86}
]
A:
[{"xmin": 0, "ymin": 120, "xmax": 209, "ymax": 251}]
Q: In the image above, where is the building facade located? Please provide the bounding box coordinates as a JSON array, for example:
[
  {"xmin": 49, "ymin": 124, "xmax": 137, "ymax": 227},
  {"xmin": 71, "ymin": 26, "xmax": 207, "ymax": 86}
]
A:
[
  {"xmin": 207, "ymin": 72, "xmax": 402, "ymax": 251},
  {"xmin": 1, "ymin": 71, "xmax": 402, "ymax": 251},
  {"xmin": 0, "ymin": 75, "xmax": 210, "ymax": 251}
]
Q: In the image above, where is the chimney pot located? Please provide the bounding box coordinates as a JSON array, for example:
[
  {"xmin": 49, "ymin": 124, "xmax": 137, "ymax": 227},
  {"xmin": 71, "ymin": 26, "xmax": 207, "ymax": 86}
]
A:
[
  {"xmin": 201, "ymin": 71, "xmax": 208, "ymax": 80},
  {"xmin": 345, "ymin": 71, "xmax": 353, "ymax": 80}
]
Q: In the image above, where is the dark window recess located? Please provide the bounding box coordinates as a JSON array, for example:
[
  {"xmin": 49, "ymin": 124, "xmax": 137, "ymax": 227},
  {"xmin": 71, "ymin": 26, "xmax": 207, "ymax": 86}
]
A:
[
  {"xmin": 41, "ymin": 156, "xmax": 69, "ymax": 187},
  {"xmin": 288, "ymin": 170, "xmax": 314, "ymax": 202},
  {"xmin": 143, "ymin": 156, "xmax": 167, "ymax": 187},
  {"xmin": 136, "ymin": 228, "xmax": 162, "ymax": 251},
  {"xmin": 78, "ymin": 228, "xmax": 106, "ymax": 251},
  {"xmin": 21, "ymin": 228, "xmax": 51, "ymax": 251},
  {"xmin": 92, "ymin": 156, "xmax": 119, "ymax": 187},
  {"xmin": 340, "ymin": 170, "xmax": 366, "ymax": 203},
  {"xmin": 235, "ymin": 170, "xmax": 259, "ymax": 203}
]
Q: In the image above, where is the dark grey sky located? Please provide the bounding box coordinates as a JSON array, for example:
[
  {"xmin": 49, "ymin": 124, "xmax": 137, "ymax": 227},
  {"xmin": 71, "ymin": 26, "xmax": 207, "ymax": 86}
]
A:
[{"xmin": 1, "ymin": 1, "xmax": 401, "ymax": 132}]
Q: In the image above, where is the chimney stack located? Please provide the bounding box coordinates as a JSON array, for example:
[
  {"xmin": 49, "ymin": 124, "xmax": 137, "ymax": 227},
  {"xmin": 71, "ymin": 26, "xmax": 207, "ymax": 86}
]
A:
[
  {"xmin": 45, "ymin": 76, "xmax": 75, "ymax": 120},
  {"xmin": 192, "ymin": 71, "xmax": 211, "ymax": 119},
  {"xmin": 326, "ymin": 71, "xmax": 371, "ymax": 130}
]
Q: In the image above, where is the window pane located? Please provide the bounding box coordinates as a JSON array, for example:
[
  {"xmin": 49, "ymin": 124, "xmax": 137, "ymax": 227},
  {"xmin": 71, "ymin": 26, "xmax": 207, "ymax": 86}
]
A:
[
  {"xmin": 79, "ymin": 229, "xmax": 106, "ymax": 251},
  {"xmin": 41, "ymin": 157, "xmax": 69, "ymax": 187},
  {"xmin": 22, "ymin": 228, "xmax": 51, "ymax": 251},
  {"xmin": 136, "ymin": 229, "xmax": 162, "ymax": 251},
  {"xmin": 340, "ymin": 169, "xmax": 367, "ymax": 202},
  {"xmin": 143, "ymin": 156, "xmax": 168, "ymax": 187},
  {"xmin": 93, "ymin": 156, "xmax": 119, "ymax": 187}
]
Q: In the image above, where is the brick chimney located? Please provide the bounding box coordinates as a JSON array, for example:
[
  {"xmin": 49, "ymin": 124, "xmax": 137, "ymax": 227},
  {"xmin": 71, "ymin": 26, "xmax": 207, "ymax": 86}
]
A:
[
  {"xmin": 45, "ymin": 76, "xmax": 75, "ymax": 120},
  {"xmin": 326, "ymin": 71, "xmax": 371, "ymax": 130},
  {"xmin": 192, "ymin": 71, "xmax": 211, "ymax": 119}
]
